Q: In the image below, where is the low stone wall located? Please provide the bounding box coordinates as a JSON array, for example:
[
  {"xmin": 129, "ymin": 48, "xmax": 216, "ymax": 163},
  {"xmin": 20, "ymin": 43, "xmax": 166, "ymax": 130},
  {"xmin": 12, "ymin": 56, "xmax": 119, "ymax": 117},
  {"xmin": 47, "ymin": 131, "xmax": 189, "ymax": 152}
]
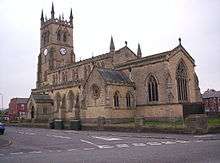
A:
[
  {"xmin": 184, "ymin": 114, "xmax": 208, "ymax": 134},
  {"xmin": 81, "ymin": 106, "xmax": 136, "ymax": 119},
  {"xmin": 136, "ymin": 104, "xmax": 183, "ymax": 120}
]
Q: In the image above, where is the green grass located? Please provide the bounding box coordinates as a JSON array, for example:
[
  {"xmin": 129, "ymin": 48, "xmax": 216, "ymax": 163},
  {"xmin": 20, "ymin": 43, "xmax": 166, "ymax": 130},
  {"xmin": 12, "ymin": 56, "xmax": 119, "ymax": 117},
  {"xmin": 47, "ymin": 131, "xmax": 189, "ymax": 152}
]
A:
[
  {"xmin": 144, "ymin": 120, "xmax": 184, "ymax": 129},
  {"xmin": 208, "ymin": 117, "xmax": 220, "ymax": 126}
]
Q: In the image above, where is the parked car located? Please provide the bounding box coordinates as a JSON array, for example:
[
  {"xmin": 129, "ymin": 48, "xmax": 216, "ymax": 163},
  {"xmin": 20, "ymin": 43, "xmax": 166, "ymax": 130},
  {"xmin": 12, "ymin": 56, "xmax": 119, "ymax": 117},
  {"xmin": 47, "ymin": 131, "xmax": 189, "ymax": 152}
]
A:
[{"xmin": 0, "ymin": 122, "xmax": 5, "ymax": 135}]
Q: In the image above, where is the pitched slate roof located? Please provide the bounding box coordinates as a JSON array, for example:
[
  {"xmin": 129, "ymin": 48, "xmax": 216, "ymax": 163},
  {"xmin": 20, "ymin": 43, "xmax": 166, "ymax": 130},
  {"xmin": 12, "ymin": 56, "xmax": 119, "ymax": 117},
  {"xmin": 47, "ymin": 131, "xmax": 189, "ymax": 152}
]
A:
[
  {"xmin": 97, "ymin": 68, "xmax": 132, "ymax": 85},
  {"xmin": 31, "ymin": 94, "xmax": 53, "ymax": 103},
  {"xmin": 202, "ymin": 89, "xmax": 220, "ymax": 98},
  {"xmin": 16, "ymin": 98, "xmax": 29, "ymax": 104}
]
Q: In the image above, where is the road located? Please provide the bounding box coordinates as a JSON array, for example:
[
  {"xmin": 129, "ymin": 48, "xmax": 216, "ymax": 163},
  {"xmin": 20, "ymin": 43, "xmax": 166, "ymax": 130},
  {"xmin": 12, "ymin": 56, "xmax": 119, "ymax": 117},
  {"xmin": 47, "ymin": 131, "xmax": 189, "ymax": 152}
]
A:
[{"xmin": 0, "ymin": 126, "xmax": 220, "ymax": 163}]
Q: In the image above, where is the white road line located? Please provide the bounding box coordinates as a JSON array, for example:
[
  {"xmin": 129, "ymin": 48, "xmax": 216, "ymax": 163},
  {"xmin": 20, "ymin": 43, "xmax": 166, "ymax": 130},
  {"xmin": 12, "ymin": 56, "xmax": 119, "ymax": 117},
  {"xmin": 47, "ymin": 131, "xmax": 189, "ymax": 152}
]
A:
[
  {"xmin": 67, "ymin": 149, "xmax": 77, "ymax": 152},
  {"xmin": 92, "ymin": 136, "xmax": 122, "ymax": 141},
  {"xmin": 10, "ymin": 152, "xmax": 24, "ymax": 155},
  {"xmin": 46, "ymin": 134, "xmax": 71, "ymax": 140},
  {"xmin": 161, "ymin": 141, "xmax": 176, "ymax": 145},
  {"xmin": 29, "ymin": 151, "xmax": 42, "ymax": 154},
  {"xmin": 83, "ymin": 148, "xmax": 95, "ymax": 151},
  {"xmin": 132, "ymin": 143, "xmax": 146, "ymax": 147},
  {"xmin": 80, "ymin": 139, "xmax": 100, "ymax": 148},
  {"xmin": 26, "ymin": 132, "xmax": 36, "ymax": 135},
  {"xmin": 0, "ymin": 154, "xmax": 4, "ymax": 156},
  {"xmin": 194, "ymin": 134, "xmax": 214, "ymax": 138},
  {"xmin": 98, "ymin": 145, "xmax": 114, "ymax": 149},
  {"xmin": 176, "ymin": 140, "xmax": 190, "ymax": 144},
  {"xmin": 147, "ymin": 142, "xmax": 162, "ymax": 146},
  {"xmin": 195, "ymin": 140, "xmax": 204, "ymax": 143},
  {"xmin": 56, "ymin": 150, "xmax": 62, "ymax": 152},
  {"xmin": 116, "ymin": 144, "xmax": 129, "ymax": 148},
  {"xmin": 48, "ymin": 150, "xmax": 53, "ymax": 152},
  {"xmin": 18, "ymin": 131, "xmax": 24, "ymax": 134}
]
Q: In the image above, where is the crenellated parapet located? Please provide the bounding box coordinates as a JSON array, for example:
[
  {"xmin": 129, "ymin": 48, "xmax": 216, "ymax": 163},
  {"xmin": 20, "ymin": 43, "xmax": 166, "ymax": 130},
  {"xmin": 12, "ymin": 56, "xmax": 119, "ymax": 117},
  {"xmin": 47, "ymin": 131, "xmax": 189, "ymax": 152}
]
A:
[{"xmin": 40, "ymin": 3, "xmax": 73, "ymax": 28}]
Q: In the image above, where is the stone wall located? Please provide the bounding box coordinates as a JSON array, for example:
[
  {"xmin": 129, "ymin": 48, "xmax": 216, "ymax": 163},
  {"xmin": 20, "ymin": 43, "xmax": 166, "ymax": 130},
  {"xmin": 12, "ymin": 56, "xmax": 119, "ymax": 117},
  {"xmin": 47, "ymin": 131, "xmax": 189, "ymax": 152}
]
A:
[{"xmin": 136, "ymin": 103, "xmax": 183, "ymax": 120}]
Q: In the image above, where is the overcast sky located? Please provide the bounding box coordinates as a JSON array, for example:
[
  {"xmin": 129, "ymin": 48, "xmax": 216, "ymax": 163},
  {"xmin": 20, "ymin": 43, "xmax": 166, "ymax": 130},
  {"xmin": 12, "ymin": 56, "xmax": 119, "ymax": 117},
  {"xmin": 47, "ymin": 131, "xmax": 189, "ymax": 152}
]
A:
[{"xmin": 0, "ymin": 0, "xmax": 219, "ymax": 109}]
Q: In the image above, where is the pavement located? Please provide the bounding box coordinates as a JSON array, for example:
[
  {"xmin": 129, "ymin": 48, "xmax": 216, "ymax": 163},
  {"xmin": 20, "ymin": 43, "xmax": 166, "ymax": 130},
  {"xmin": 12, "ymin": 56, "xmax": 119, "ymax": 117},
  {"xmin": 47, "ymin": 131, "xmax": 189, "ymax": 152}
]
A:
[{"xmin": 0, "ymin": 126, "xmax": 220, "ymax": 163}]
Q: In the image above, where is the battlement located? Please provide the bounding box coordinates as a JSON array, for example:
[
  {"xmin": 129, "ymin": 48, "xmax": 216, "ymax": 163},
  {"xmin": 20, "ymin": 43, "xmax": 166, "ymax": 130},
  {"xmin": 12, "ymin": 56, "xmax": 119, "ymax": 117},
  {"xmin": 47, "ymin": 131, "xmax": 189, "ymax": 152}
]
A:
[
  {"xmin": 41, "ymin": 18, "xmax": 73, "ymax": 28},
  {"xmin": 40, "ymin": 3, "xmax": 73, "ymax": 28}
]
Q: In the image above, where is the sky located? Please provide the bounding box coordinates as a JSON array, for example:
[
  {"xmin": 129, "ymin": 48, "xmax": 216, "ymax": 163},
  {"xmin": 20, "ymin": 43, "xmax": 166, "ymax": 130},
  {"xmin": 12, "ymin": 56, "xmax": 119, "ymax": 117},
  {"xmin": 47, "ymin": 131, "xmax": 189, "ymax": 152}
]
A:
[{"xmin": 0, "ymin": 0, "xmax": 219, "ymax": 109}]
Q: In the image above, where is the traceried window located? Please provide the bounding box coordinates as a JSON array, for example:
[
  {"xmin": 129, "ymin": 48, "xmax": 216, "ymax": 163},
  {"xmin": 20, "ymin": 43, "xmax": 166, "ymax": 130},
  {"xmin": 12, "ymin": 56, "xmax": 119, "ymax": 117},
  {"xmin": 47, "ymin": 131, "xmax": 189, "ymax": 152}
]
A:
[
  {"xmin": 126, "ymin": 92, "xmax": 131, "ymax": 108},
  {"xmin": 114, "ymin": 91, "xmax": 120, "ymax": 108},
  {"xmin": 44, "ymin": 71, "xmax": 47, "ymax": 81},
  {"xmin": 62, "ymin": 71, "xmax": 68, "ymax": 82},
  {"xmin": 148, "ymin": 75, "xmax": 158, "ymax": 102},
  {"xmin": 63, "ymin": 32, "xmax": 67, "ymax": 42},
  {"xmin": 176, "ymin": 60, "xmax": 188, "ymax": 102},
  {"xmin": 57, "ymin": 30, "xmax": 61, "ymax": 41},
  {"xmin": 43, "ymin": 107, "xmax": 47, "ymax": 114},
  {"xmin": 91, "ymin": 84, "xmax": 100, "ymax": 99}
]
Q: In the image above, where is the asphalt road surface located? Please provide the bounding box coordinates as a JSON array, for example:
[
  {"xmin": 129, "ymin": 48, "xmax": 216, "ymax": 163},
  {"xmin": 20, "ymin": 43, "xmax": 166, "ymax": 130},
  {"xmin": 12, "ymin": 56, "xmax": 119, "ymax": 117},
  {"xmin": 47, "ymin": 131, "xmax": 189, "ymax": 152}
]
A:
[{"xmin": 0, "ymin": 126, "xmax": 220, "ymax": 163}]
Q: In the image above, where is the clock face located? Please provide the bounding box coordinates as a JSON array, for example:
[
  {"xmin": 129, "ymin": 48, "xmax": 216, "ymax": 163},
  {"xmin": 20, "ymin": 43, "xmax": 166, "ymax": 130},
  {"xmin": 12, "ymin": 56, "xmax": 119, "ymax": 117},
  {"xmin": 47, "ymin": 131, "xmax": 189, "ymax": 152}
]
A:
[
  {"xmin": 43, "ymin": 48, "xmax": 48, "ymax": 55},
  {"xmin": 60, "ymin": 48, "xmax": 67, "ymax": 55}
]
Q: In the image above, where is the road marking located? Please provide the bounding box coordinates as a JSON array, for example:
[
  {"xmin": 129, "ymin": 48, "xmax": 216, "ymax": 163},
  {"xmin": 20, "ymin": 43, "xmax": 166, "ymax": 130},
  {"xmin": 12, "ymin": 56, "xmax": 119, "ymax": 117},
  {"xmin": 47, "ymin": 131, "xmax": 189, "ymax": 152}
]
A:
[
  {"xmin": 56, "ymin": 150, "xmax": 62, "ymax": 152},
  {"xmin": 195, "ymin": 140, "xmax": 204, "ymax": 143},
  {"xmin": 29, "ymin": 151, "xmax": 42, "ymax": 154},
  {"xmin": 67, "ymin": 149, "xmax": 77, "ymax": 152},
  {"xmin": 92, "ymin": 136, "xmax": 122, "ymax": 141},
  {"xmin": 10, "ymin": 152, "xmax": 24, "ymax": 155},
  {"xmin": 116, "ymin": 144, "xmax": 129, "ymax": 148},
  {"xmin": 46, "ymin": 134, "xmax": 71, "ymax": 140},
  {"xmin": 132, "ymin": 143, "xmax": 146, "ymax": 147},
  {"xmin": 26, "ymin": 132, "xmax": 35, "ymax": 135},
  {"xmin": 0, "ymin": 154, "xmax": 4, "ymax": 156},
  {"xmin": 147, "ymin": 142, "xmax": 162, "ymax": 146},
  {"xmin": 194, "ymin": 134, "xmax": 214, "ymax": 138},
  {"xmin": 80, "ymin": 139, "xmax": 100, "ymax": 147},
  {"xmin": 83, "ymin": 148, "xmax": 95, "ymax": 151},
  {"xmin": 161, "ymin": 141, "xmax": 176, "ymax": 145},
  {"xmin": 176, "ymin": 140, "xmax": 190, "ymax": 144},
  {"xmin": 98, "ymin": 145, "xmax": 114, "ymax": 149},
  {"xmin": 18, "ymin": 131, "xmax": 24, "ymax": 134}
]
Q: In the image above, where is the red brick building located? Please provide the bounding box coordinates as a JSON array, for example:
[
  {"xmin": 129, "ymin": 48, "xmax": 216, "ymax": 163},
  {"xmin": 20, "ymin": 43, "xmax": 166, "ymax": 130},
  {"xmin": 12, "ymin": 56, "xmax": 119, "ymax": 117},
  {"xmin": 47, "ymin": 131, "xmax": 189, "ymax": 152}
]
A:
[
  {"xmin": 202, "ymin": 89, "xmax": 220, "ymax": 116},
  {"xmin": 9, "ymin": 98, "xmax": 28, "ymax": 120}
]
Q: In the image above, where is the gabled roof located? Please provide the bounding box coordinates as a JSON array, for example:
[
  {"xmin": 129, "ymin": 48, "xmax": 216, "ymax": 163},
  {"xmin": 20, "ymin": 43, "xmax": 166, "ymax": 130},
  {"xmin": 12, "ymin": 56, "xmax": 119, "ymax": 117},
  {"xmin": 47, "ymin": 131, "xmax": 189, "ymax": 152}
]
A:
[
  {"xmin": 97, "ymin": 68, "xmax": 133, "ymax": 85},
  {"xmin": 30, "ymin": 94, "xmax": 53, "ymax": 103},
  {"xmin": 202, "ymin": 89, "xmax": 220, "ymax": 98}
]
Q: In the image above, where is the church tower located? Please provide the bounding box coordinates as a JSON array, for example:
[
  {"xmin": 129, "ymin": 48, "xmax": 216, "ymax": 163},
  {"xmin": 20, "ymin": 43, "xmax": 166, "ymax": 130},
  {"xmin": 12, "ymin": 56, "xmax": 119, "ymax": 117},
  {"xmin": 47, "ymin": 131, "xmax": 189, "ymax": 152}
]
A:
[{"xmin": 37, "ymin": 3, "xmax": 75, "ymax": 88}]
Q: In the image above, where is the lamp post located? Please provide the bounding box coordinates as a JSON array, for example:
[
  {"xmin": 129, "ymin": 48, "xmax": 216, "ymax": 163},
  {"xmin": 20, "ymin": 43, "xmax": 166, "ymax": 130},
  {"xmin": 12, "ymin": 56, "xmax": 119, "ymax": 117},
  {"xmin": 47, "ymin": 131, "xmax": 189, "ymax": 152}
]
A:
[{"xmin": 0, "ymin": 93, "xmax": 3, "ymax": 110}]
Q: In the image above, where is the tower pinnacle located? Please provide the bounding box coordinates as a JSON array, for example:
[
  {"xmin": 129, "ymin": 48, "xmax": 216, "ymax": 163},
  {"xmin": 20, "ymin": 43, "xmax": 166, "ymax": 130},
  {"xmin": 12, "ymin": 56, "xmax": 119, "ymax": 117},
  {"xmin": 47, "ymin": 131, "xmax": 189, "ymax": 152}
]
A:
[
  {"xmin": 110, "ymin": 36, "xmax": 115, "ymax": 52},
  {"xmin": 69, "ymin": 8, "xmax": 73, "ymax": 24},
  {"xmin": 41, "ymin": 10, "xmax": 44, "ymax": 26},
  {"xmin": 51, "ymin": 2, "xmax": 55, "ymax": 19},
  {"xmin": 137, "ymin": 43, "xmax": 142, "ymax": 58}
]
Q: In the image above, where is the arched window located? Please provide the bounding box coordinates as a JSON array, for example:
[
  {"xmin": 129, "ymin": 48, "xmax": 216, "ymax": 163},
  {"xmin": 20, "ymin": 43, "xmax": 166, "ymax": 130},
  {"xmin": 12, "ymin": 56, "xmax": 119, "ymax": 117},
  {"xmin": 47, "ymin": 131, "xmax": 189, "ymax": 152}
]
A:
[
  {"xmin": 148, "ymin": 75, "xmax": 158, "ymax": 102},
  {"xmin": 57, "ymin": 30, "xmax": 61, "ymax": 41},
  {"xmin": 67, "ymin": 91, "xmax": 74, "ymax": 112},
  {"xmin": 63, "ymin": 32, "xmax": 67, "ymax": 42},
  {"xmin": 126, "ymin": 92, "xmax": 131, "ymax": 108},
  {"xmin": 176, "ymin": 60, "xmax": 188, "ymax": 102},
  {"xmin": 114, "ymin": 91, "xmax": 120, "ymax": 108},
  {"xmin": 46, "ymin": 31, "xmax": 50, "ymax": 43}
]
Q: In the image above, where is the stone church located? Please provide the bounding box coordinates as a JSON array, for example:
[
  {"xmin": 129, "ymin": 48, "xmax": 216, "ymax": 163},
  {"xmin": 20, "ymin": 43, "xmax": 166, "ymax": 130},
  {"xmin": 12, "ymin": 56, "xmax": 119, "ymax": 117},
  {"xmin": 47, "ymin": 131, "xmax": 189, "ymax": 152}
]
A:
[{"xmin": 27, "ymin": 4, "xmax": 201, "ymax": 124}]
